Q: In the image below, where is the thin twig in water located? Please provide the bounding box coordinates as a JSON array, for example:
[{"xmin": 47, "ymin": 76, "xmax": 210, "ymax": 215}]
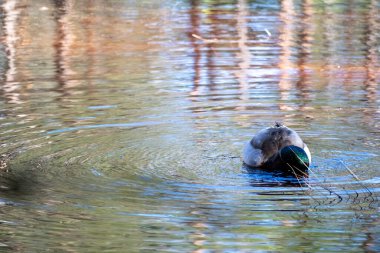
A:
[
  {"xmin": 287, "ymin": 148, "xmax": 376, "ymax": 210},
  {"xmin": 191, "ymin": 34, "xmax": 219, "ymax": 43},
  {"xmin": 287, "ymin": 163, "xmax": 323, "ymax": 208},
  {"xmin": 340, "ymin": 160, "xmax": 361, "ymax": 181},
  {"xmin": 287, "ymin": 163, "xmax": 317, "ymax": 214},
  {"xmin": 288, "ymin": 147, "xmax": 343, "ymax": 205}
]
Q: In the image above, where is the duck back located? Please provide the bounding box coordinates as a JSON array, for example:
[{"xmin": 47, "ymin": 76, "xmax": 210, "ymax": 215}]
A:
[{"xmin": 244, "ymin": 124, "xmax": 309, "ymax": 167}]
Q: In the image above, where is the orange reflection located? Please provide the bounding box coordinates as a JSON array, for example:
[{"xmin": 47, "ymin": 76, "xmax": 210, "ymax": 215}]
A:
[
  {"xmin": 363, "ymin": 0, "xmax": 378, "ymax": 104},
  {"xmin": 278, "ymin": 0, "xmax": 297, "ymax": 115},
  {"xmin": 53, "ymin": 0, "xmax": 76, "ymax": 97},
  {"xmin": 189, "ymin": 0, "xmax": 201, "ymax": 97},
  {"xmin": 2, "ymin": 0, "xmax": 21, "ymax": 104},
  {"xmin": 235, "ymin": 0, "xmax": 250, "ymax": 109}
]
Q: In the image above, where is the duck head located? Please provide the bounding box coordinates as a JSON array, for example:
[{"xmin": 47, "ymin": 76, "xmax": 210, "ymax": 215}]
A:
[{"xmin": 279, "ymin": 145, "xmax": 310, "ymax": 174}]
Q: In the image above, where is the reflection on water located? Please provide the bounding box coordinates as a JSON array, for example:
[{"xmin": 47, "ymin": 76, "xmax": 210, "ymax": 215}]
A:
[{"xmin": 0, "ymin": 0, "xmax": 379, "ymax": 252}]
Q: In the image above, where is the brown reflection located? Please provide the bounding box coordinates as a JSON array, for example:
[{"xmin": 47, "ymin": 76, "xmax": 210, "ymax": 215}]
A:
[
  {"xmin": 203, "ymin": 2, "xmax": 220, "ymax": 95},
  {"xmin": 295, "ymin": 0, "xmax": 311, "ymax": 102},
  {"xmin": 235, "ymin": 0, "xmax": 250, "ymax": 109},
  {"xmin": 186, "ymin": 192, "xmax": 220, "ymax": 253},
  {"xmin": 189, "ymin": 0, "xmax": 201, "ymax": 96},
  {"xmin": 52, "ymin": 0, "xmax": 77, "ymax": 100},
  {"xmin": 278, "ymin": 0, "xmax": 296, "ymax": 92},
  {"xmin": 363, "ymin": 0, "xmax": 378, "ymax": 104},
  {"xmin": 278, "ymin": 0, "xmax": 334, "ymax": 119},
  {"xmin": 278, "ymin": 0, "xmax": 315, "ymax": 113},
  {"xmin": 362, "ymin": 214, "xmax": 380, "ymax": 252},
  {"xmin": 187, "ymin": 208, "xmax": 209, "ymax": 253},
  {"xmin": 278, "ymin": 0, "xmax": 297, "ymax": 113},
  {"xmin": 188, "ymin": 0, "xmax": 249, "ymax": 115},
  {"xmin": 189, "ymin": 1, "xmax": 241, "ymax": 97},
  {"xmin": 362, "ymin": 0, "xmax": 379, "ymax": 128},
  {"xmin": 187, "ymin": 0, "xmax": 216, "ymax": 129},
  {"xmin": 1, "ymin": 0, "xmax": 21, "ymax": 104},
  {"xmin": 52, "ymin": 0, "xmax": 67, "ymax": 90},
  {"xmin": 341, "ymin": 1, "xmax": 355, "ymax": 100},
  {"xmin": 82, "ymin": 0, "xmax": 96, "ymax": 95}
]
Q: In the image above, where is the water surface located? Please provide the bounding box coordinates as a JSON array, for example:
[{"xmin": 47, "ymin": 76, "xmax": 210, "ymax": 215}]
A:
[{"xmin": 0, "ymin": 0, "xmax": 379, "ymax": 252}]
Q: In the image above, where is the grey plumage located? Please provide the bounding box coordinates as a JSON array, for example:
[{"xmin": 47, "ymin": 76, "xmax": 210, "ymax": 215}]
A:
[{"xmin": 243, "ymin": 123, "xmax": 311, "ymax": 167}]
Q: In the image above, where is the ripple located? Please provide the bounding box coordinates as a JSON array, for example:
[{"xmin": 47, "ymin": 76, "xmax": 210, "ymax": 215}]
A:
[{"xmin": 46, "ymin": 121, "xmax": 164, "ymax": 135}]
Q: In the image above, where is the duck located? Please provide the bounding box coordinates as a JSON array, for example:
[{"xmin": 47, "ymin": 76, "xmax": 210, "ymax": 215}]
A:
[{"xmin": 243, "ymin": 122, "xmax": 311, "ymax": 174}]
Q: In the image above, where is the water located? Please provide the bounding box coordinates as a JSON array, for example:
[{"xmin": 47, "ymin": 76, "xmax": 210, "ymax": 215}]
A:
[{"xmin": 0, "ymin": 0, "xmax": 379, "ymax": 252}]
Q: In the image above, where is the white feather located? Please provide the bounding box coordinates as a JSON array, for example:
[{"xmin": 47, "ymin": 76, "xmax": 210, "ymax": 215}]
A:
[
  {"xmin": 303, "ymin": 144, "xmax": 312, "ymax": 164},
  {"xmin": 243, "ymin": 142, "xmax": 263, "ymax": 167}
]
